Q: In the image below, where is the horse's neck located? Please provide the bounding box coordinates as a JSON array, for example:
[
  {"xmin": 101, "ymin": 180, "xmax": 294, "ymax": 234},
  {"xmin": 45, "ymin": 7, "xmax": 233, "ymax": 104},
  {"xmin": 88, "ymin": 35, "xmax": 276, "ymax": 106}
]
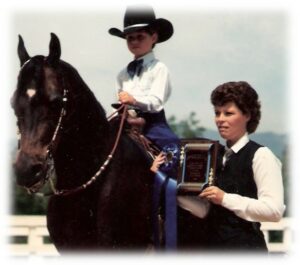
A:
[{"xmin": 55, "ymin": 87, "xmax": 111, "ymax": 187}]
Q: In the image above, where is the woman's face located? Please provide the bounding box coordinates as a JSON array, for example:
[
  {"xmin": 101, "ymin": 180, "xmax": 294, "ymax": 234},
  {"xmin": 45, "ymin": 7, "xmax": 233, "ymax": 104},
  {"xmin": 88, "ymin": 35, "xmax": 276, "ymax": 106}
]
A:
[
  {"xmin": 214, "ymin": 101, "xmax": 250, "ymax": 147},
  {"xmin": 125, "ymin": 30, "xmax": 157, "ymax": 58}
]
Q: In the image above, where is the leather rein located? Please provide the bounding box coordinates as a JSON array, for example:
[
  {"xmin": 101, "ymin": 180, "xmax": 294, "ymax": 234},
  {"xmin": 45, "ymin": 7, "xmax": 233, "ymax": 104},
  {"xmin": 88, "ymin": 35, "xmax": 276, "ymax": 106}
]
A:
[{"xmin": 25, "ymin": 87, "xmax": 128, "ymax": 197}]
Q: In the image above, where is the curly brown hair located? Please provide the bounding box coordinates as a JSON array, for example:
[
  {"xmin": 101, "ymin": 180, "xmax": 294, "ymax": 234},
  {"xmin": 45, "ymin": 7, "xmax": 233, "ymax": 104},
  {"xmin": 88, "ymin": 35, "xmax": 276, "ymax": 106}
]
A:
[{"xmin": 210, "ymin": 81, "xmax": 261, "ymax": 134}]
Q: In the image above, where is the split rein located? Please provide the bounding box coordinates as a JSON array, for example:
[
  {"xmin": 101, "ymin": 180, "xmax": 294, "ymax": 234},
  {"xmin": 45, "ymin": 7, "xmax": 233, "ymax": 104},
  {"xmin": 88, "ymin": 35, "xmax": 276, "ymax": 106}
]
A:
[{"xmin": 35, "ymin": 93, "xmax": 128, "ymax": 197}]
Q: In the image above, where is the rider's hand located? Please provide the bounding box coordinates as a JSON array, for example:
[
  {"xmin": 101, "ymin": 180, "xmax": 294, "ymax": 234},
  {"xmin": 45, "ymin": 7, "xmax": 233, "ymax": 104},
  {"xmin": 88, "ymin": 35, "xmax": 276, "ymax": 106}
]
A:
[
  {"xmin": 150, "ymin": 152, "xmax": 166, "ymax": 173},
  {"xmin": 118, "ymin": 91, "xmax": 136, "ymax": 105}
]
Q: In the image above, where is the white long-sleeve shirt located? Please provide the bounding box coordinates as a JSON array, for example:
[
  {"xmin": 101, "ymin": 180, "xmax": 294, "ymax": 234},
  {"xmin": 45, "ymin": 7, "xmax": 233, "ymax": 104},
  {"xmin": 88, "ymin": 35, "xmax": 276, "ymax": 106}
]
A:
[
  {"xmin": 178, "ymin": 134, "xmax": 286, "ymax": 222},
  {"xmin": 221, "ymin": 134, "xmax": 286, "ymax": 222},
  {"xmin": 116, "ymin": 51, "xmax": 171, "ymax": 113}
]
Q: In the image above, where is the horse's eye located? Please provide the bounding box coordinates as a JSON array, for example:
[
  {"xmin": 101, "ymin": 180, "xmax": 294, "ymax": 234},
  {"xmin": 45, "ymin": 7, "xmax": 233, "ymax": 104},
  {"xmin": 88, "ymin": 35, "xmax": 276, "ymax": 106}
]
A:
[
  {"xmin": 16, "ymin": 116, "xmax": 24, "ymax": 131},
  {"xmin": 17, "ymin": 115, "xmax": 24, "ymax": 123}
]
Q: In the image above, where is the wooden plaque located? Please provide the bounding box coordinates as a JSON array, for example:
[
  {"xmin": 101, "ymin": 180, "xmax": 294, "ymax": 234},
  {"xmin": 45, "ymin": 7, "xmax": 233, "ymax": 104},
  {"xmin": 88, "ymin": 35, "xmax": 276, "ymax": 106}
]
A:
[{"xmin": 177, "ymin": 139, "xmax": 219, "ymax": 195}]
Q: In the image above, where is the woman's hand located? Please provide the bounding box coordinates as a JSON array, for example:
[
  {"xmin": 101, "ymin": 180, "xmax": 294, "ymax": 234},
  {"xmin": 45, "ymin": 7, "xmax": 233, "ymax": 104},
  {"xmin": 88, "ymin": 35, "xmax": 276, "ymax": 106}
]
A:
[
  {"xmin": 150, "ymin": 152, "xmax": 166, "ymax": 173},
  {"xmin": 199, "ymin": 186, "xmax": 225, "ymax": 205},
  {"xmin": 118, "ymin": 91, "xmax": 136, "ymax": 105}
]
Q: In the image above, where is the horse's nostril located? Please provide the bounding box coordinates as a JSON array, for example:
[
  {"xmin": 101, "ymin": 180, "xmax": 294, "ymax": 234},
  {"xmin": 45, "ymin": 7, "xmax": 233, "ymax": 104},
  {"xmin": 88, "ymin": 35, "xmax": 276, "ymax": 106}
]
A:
[
  {"xmin": 31, "ymin": 163, "xmax": 43, "ymax": 177},
  {"xmin": 14, "ymin": 155, "xmax": 45, "ymax": 187}
]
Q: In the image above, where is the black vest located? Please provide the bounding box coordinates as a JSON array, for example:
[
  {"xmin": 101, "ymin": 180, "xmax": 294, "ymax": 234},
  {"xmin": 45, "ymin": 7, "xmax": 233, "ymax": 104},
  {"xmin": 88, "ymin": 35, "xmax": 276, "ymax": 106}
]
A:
[{"xmin": 207, "ymin": 140, "xmax": 267, "ymax": 251}]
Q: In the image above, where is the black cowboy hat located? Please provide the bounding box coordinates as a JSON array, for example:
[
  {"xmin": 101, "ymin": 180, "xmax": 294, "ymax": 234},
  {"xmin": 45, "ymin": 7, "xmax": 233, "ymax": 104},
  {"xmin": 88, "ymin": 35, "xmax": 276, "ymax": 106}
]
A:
[{"xmin": 109, "ymin": 5, "xmax": 173, "ymax": 43}]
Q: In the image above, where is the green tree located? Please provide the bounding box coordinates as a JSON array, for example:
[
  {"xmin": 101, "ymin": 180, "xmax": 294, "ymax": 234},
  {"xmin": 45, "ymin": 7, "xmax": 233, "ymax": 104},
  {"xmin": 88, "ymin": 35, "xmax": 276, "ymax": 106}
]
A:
[{"xmin": 168, "ymin": 111, "xmax": 205, "ymax": 138}]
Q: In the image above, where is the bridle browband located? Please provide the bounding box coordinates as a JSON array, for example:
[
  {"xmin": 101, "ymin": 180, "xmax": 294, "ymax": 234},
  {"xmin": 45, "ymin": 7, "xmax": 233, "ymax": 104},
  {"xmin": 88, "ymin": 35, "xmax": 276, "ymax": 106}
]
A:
[{"xmin": 21, "ymin": 79, "xmax": 128, "ymax": 197}]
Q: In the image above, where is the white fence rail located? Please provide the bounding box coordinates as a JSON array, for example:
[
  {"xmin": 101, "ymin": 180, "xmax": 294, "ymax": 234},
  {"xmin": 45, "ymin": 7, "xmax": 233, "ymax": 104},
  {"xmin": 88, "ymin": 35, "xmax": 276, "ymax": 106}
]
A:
[
  {"xmin": 260, "ymin": 217, "xmax": 291, "ymax": 253},
  {"xmin": 7, "ymin": 215, "xmax": 291, "ymax": 256},
  {"xmin": 8, "ymin": 215, "xmax": 59, "ymax": 256}
]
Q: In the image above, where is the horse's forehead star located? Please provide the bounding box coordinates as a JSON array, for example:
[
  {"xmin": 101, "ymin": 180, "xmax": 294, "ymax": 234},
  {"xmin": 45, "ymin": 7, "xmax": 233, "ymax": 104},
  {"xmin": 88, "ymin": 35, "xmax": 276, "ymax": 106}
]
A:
[{"xmin": 26, "ymin": 88, "xmax": 37, "ymax": 98}]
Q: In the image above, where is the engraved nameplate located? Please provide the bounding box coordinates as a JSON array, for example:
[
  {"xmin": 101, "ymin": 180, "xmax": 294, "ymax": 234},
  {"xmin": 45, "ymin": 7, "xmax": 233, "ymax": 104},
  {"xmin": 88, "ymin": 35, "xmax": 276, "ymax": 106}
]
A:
[{"xmin": 177, "ymin": 140, "xmax": 219, "ymax": 195}]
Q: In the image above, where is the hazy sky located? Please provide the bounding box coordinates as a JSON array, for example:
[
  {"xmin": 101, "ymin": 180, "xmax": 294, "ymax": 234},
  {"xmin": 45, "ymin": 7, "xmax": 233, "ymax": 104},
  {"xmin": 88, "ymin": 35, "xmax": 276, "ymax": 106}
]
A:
[{"xmin": 7, "ymin": 4, "xmax": 289, "ymax": 135}]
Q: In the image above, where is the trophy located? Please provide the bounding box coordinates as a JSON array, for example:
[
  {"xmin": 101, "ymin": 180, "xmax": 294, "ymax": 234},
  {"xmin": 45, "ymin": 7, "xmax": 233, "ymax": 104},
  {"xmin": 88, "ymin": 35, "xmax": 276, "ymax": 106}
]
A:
[{"xmin": 177, "ymin": 139, "xmax": 219, "ymax": 195}]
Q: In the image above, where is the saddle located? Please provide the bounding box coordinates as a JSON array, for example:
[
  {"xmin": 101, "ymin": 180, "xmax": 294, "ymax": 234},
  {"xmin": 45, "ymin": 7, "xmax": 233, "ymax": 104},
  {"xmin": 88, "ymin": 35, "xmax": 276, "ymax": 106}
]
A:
[{"xmin": 110, "ymin": 103, "xmax": 161, "ymax": 160}]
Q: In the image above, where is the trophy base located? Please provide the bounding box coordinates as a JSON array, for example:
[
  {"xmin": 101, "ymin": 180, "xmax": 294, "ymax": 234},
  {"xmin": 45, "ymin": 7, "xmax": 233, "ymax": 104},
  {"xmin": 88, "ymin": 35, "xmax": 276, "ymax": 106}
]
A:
[{"xmin": 177, "ymin": 183, "xmax": 205, "ymax": 196}]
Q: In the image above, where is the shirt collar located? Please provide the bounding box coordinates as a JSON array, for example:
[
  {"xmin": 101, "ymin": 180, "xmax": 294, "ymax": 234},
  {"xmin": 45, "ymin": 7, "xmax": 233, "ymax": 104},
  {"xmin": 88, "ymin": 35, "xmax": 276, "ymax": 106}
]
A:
[
  {"xmin": 227, "ymin": 133, "xmax": 249, "ymax": 154},
  {"xmin": 136, "ymin": 51, "xmax": 155, "ymax": 66}
]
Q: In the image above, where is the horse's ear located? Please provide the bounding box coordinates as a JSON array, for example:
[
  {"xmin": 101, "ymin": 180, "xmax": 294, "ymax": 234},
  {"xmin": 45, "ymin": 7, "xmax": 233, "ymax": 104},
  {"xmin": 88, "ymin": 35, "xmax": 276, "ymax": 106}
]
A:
[
  {"xmin": 47, "ymin": 33, "xmax": 61, "ymax": 65},
  {"xmin": 18, "ymin": 35, "xmax": 30, "ymax": 67}
]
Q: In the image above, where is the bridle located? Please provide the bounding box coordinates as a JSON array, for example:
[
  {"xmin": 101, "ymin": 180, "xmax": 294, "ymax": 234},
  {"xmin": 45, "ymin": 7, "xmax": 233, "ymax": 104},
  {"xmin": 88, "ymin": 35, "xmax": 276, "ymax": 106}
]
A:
[{"xmin": 20, "ymin": 81, "xmax": 128, "ymax": 197}]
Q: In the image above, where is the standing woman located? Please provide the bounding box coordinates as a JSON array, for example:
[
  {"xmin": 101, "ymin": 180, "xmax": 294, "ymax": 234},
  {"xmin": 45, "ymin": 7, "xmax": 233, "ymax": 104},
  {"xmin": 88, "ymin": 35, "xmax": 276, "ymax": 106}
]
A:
[{"xmin": 200, "ymin": 81, "xmax": 286, "ymax": 251}]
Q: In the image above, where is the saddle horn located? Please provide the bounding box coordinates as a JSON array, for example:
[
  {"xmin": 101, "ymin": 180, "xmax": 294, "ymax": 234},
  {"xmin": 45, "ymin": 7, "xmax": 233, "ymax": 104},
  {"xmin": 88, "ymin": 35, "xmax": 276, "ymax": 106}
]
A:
[
  {"xmin": 47, "ymin": 32, "xmax": 61, "ymax": 65},
  {"xmin": 18, "ymin": 35, "xmax": 30, "ymax": 67}
]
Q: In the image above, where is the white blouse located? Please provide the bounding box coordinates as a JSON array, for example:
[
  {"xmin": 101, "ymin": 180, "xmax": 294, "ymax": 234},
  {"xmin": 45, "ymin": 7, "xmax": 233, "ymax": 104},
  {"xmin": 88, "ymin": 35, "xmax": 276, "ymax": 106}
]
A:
[
  {"xmin": 221, "ymin": 134, "xmax": 286, "ymax": 222},
  {"xmin": 116, "ymin": 51, "xmax": 172, "ymax": 113}
]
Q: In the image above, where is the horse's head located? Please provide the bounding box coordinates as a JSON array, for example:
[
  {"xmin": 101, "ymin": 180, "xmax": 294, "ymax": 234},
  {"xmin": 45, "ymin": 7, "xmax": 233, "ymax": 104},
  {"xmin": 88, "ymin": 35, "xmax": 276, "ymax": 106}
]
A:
[{"xmin": 11, "ymin": 33, "xmax": 66, "ymax": 193}]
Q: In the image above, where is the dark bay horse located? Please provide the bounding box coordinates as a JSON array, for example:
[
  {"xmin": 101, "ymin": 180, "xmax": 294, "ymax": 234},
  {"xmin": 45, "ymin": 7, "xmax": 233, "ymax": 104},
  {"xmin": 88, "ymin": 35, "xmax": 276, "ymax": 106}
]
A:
[{"xmin": 11, "ymin": 33, "xmax": 154, "ymax": 251}]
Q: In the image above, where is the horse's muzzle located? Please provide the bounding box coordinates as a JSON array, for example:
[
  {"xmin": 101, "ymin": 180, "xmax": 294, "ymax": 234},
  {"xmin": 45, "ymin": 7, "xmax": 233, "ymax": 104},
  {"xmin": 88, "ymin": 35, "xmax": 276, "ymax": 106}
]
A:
[{"xmin": 13, "ymin": 151, "xmax": 48, "ymax": 191}]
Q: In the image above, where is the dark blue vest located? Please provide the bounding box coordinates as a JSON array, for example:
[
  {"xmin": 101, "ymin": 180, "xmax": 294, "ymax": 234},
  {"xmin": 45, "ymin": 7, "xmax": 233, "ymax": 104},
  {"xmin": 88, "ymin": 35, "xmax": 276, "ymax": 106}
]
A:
[{"xmin": 207, "ymin": 140, "xmax": 267, "ymax": 251}]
